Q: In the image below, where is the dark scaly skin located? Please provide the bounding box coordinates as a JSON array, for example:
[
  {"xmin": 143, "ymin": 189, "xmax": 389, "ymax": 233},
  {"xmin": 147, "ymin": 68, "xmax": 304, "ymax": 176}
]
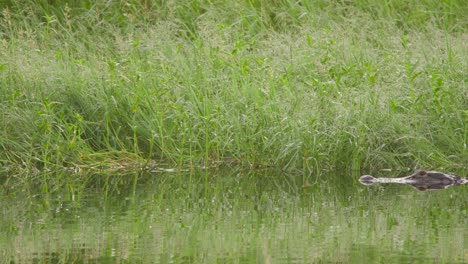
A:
[{"xmin": 359, "ymin": 170, "xmax": 467, "ymax": 191}]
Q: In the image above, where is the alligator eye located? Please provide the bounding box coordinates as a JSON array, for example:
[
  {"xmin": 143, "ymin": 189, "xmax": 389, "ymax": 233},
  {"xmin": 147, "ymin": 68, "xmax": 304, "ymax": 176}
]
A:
[{"xmin": 419, "ymin": 171, "xmax": 426, "ymax": 176}]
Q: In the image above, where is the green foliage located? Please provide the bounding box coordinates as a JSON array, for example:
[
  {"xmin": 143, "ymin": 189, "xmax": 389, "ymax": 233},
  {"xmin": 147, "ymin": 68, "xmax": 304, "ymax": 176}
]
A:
[{"xmin": 0, "ymin": 0, "xmax": 466, "ymax": 175}]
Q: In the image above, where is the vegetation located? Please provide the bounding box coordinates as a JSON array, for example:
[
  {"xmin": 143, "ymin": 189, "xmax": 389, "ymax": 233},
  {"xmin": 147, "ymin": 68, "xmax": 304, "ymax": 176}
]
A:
[{"xmin": 0, "ymin": 0, "xmax": 466, "ymax": 176}]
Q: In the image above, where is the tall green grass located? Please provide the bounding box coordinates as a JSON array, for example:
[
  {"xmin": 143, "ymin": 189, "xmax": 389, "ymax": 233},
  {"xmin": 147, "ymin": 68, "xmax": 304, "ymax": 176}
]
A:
[{"xmin": 0, "ymin": 0, "xmax": 466, "ymax": 176}]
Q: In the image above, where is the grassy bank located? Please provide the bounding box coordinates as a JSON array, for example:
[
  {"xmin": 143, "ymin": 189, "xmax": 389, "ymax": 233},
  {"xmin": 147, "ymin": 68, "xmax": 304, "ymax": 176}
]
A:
[{"xmin": 0, "ymin": 0, "xmax": 466, "ymax": 176}]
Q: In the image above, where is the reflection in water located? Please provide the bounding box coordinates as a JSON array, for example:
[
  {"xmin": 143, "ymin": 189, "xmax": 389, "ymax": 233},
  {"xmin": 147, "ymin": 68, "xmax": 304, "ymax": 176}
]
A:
[
  {"xmin": 359, "ymin": 170, "xmax": 468, "ymax": 191},
  {"xmin": 0, "ymin": 169, "xmax": 467, "ymax": 263}
]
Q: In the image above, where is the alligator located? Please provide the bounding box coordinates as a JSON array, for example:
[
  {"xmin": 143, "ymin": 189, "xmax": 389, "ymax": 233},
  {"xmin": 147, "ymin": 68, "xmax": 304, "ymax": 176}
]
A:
[{"xmin": 359, "ymin": 170, "xmax": 468, "ymax": 191}]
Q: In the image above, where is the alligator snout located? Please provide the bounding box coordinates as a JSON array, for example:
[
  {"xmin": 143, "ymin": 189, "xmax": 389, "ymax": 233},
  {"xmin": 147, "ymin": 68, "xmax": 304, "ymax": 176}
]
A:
[{"xmin": 359, "ymin": 175, "xmax": 376, "ymax": 185}]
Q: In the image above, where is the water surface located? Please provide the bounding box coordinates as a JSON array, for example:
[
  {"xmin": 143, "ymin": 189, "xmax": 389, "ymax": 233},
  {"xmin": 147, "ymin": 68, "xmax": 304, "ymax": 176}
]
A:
[{"xmin": 1, "ymin": 170, "xmax": 466, "ymax": 263}]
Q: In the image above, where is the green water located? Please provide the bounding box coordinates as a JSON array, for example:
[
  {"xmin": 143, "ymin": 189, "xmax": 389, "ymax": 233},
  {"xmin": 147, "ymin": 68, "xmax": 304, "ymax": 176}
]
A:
[{"xmin": 1, "ymin": 170, "xmax": 466, "ymax": 264}]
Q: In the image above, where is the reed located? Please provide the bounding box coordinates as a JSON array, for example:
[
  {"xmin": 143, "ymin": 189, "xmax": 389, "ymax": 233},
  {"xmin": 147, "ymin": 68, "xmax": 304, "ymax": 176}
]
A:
[{"xmin": 0, "ymin": 0, "xmax": 466, "ymax": 176}]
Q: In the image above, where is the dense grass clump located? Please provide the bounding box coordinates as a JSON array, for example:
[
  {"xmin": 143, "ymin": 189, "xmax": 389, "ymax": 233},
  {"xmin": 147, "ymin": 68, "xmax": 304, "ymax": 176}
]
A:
[{"xmin": 0, "ymin": 0, "xmax": 466, "ymax": 176}]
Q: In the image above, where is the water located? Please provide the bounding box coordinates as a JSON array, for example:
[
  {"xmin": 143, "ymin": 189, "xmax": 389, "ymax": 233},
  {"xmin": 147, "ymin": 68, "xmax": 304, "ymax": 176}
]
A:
[{"xmin": 0, "ymin": 170, "xmax": 466, "ymax": 263}]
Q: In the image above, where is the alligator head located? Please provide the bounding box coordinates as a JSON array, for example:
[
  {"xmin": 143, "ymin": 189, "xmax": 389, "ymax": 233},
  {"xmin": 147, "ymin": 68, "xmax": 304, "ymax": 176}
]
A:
[{"xmin": 359, "ymin": 170, "xmax": 467, "ymax": 191}]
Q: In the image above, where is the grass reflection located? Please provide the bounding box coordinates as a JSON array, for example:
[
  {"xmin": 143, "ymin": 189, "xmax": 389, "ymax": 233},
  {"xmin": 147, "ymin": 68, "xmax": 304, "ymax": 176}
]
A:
[{"xmin": 0, "ymin": 170, "xmax": 466, "ymax": 263}]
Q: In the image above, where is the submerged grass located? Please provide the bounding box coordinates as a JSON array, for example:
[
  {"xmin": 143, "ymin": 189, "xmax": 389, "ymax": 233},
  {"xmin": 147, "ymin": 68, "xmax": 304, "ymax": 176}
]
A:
[{"xmin": 0, "ymin": 0, "xmax": 467, "ymax": 177}]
